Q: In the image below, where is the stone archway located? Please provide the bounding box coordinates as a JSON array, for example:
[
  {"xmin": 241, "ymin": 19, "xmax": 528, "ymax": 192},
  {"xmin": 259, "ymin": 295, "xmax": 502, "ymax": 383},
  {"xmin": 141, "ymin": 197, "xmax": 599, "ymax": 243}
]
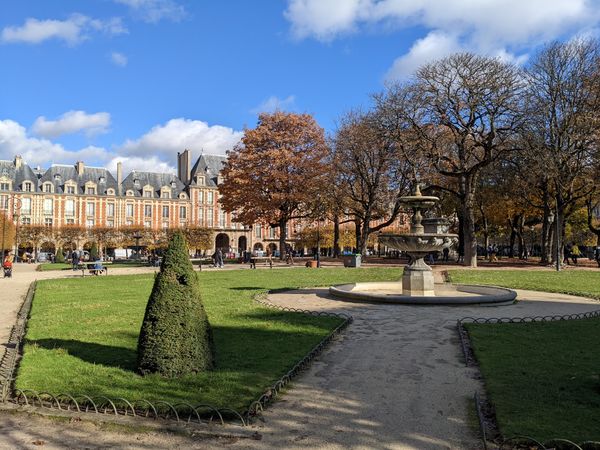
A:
[
  {"xmin": 267, "ymin": 243, "xmax": 277, "ymax": 256},
  {"xmin": 238, "ymin": 236, "xmax": 247, "ymax": 253},
  {"xmin": 215, "ymin": 233, "xmax": 230, "ymax": 252},
  {"xmin": 253, "ymin": 242, "xmax": 263, "ymax": 251}
]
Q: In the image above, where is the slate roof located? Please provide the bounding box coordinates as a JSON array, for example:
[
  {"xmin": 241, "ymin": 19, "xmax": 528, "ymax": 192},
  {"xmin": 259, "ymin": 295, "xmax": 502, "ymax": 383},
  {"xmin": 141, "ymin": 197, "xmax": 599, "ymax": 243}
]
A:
[
  {"xmin": 121, "ymin": 171, "xmax": 185, "ymax": 198},
  {"xmin": 0, "ymin": 159, "xmax": 39, "ymax": 191},
  {"xmin": 39, "ymin": 165, "xmax": 118, "ymax": 195},
  {"xmin": 190, "ymin": 154, "xmax": 227, "ymax": 187}
]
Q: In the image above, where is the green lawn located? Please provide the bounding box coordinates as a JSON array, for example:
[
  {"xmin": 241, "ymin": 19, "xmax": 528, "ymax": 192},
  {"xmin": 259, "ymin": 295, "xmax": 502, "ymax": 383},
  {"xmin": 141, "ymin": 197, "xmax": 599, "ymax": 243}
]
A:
[
  {"xmin": 451, "ymin": 269, "xmax": 600, "ymax": 442},
  {"xmin": 448, "ymin": 269, "xmax": 600, "ymax": 300},
  {"xmin": 38, "ymin": 261, "xmax": 150, "ymax": 271},
  {"xmin": 17, "ymin": 267, "xmax": 400, "ymax": 413}
]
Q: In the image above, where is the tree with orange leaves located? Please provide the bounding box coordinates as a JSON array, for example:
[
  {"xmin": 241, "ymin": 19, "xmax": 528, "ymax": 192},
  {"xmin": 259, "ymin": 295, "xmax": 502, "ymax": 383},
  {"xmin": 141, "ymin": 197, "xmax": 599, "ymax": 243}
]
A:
[{"xmin": 219, "ymin": 112, "xmax": 329, "ymax": 259}]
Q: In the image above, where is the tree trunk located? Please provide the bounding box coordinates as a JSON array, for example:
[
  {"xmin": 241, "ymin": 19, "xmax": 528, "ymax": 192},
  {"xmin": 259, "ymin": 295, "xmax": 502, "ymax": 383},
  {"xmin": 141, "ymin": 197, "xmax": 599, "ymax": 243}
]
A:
[
  {"xmin": 354, "ymin": 219, "xmax": 361, "ymax": 254},
  {"xmin": 333, "ymin": 214, "xmax": 340, "ymax": 258},
  {"xmin": 462, "ymin": 176, "xmax": 478, "ymax": 267},
  {"xmin": 541, "ymin": 204, "xmax": 552, "ymax": 264},
  {"xmin": 278, "ymin": 218, "xmax": 287, "ymax": 260}
]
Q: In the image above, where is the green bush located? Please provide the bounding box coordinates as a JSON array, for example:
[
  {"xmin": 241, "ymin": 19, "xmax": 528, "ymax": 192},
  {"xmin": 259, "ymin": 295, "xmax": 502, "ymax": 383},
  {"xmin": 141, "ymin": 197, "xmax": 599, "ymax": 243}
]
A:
[
  {"xmin": 55, "ymin": 248, "xmax": 65, "ymax": 263},
  {"xmin": 137, "ymin": 231, "xmax": 214, "ymax": 377},
  {"xmin": 90, "ymin": 242, "xmax": 99, "ymax": 260}
]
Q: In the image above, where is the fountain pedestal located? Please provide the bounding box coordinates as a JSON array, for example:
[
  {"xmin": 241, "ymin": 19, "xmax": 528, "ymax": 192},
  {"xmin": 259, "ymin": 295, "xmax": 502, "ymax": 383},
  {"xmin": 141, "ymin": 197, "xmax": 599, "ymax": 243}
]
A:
[{"xmin": 402, "ymin": 254, "xmax": 435, "ymax": 296}]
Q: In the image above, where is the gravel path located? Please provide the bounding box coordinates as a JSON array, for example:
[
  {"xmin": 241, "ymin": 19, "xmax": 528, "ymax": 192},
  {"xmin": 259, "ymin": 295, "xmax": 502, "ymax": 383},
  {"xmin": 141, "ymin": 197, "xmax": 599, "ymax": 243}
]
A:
[{"xmin": 1, "ymin": 265, "xmax": 599, "ymax": 449}]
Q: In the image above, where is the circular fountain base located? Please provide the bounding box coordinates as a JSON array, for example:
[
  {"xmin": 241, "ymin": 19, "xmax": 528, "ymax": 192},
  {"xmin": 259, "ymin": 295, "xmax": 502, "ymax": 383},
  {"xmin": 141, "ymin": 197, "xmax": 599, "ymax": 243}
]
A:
[{"xmin": 329, "ymin": 282, "xmax": 516, "ymax": 305}]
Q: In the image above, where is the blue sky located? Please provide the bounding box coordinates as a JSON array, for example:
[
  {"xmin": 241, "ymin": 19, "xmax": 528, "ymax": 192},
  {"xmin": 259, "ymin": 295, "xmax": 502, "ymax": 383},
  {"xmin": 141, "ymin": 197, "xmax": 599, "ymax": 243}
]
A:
[{"xmin": 1, "ymin": 0, "xmax": 599, "ymax": 174}]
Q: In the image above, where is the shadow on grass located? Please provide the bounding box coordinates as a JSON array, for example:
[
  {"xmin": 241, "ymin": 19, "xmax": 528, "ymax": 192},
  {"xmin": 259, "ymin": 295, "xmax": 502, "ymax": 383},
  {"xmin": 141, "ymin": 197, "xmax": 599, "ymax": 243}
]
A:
[{"xmin": 29, "ymin": 338, "xmax": 138, "ymax": 370}]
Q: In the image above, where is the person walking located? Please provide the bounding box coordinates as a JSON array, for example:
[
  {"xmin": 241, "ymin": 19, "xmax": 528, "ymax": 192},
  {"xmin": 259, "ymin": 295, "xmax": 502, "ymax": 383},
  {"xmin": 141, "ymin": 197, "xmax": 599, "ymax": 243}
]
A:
[
  {"xmin": 3, "ymin": 252, "xmax": 14, "ymax": 278},
  {"xmin": 570, "ymin": 243, "xmax": 581, "ymax": 265},
  {"xmin": 72, "ymin": 250, "xmax": 80, "ymax": 271},
  {"xmin": 215, "ymin": 248, "xmax": 224, "ymax": 268},
  {"xmin": 442, "ymin": 247, "xmax": 449, "ymax": 262}
]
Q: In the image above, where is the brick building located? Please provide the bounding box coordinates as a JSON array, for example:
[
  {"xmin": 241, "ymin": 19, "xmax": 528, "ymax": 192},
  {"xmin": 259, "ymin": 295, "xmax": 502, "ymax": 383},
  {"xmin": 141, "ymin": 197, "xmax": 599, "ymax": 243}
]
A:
[{"xmin": 0, "ymin": 151, "xmax": 290, "ymax": 255}]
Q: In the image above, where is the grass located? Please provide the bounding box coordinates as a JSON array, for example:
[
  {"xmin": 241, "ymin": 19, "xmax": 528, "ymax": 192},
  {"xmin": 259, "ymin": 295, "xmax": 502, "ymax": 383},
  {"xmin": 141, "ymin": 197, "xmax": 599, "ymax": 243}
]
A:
[
  {"xmin": 17, "ymin": 267, "xmax": 400, "ymax": 412},
  {"xmin": 447, "ymin": 269, "xmax": 600, "ymax": 300},
  {"xmin": 38, "ymin": 261, "xmax": 150, "ymax": 271},
  {"xmin": 451, "ymin": 269, "xmax": 600, "ymax": 442}
]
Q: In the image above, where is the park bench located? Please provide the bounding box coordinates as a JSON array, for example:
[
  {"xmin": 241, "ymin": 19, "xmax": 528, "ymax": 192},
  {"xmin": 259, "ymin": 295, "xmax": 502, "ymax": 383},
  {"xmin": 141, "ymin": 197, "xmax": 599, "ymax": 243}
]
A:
[
  {"xmin": 249, "ymin": 256, "xmax": 273, "ymax": 269},
  {"xmin": 77, "ymin": 261, "xmax": 111, "ymax": 276},
  {"xmin": 191, "ymin": 257, "xmax": 214, "ymax": 271}
]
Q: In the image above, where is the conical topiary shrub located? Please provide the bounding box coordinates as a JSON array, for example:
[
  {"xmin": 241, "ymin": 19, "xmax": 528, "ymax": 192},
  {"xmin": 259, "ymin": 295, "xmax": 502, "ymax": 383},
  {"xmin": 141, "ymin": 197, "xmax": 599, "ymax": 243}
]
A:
[
  {"xmin": 55, "ymin": 247, "xmax": 65, "ymax": 263},
  {"xmin": 137, "ymin": 231, "xmax": 214, "ymax": 377}
]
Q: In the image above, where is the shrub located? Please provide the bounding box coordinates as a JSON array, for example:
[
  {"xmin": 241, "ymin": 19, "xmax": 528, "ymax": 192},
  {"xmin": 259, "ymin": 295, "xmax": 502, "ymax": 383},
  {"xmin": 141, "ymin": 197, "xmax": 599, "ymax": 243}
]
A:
[
  {"xmin": 55, "ymin": 248, "xmax": 65, "ymax": 263},
  {"xmin": 137, "ymin": 231, "xmax": 214, "ymax": 377}
]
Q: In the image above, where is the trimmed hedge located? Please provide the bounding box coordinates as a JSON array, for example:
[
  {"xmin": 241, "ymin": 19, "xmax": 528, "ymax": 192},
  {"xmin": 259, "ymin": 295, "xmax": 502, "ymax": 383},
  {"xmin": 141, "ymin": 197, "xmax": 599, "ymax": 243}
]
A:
[{"xmin": 137, "ymin": 231, "xmax": 214, "ymax": 377}]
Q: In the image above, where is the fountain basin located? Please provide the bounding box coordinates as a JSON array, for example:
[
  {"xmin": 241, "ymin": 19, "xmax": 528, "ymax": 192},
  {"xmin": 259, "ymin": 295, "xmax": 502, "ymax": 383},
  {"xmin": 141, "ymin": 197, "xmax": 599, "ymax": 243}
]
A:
[
  {"xmin": 379, "ymin": 233, "xmax": 458, "ymax": 253},
  {"xmin": 329, "ymin": 282, "xmax": 516, "ymax": 305}
]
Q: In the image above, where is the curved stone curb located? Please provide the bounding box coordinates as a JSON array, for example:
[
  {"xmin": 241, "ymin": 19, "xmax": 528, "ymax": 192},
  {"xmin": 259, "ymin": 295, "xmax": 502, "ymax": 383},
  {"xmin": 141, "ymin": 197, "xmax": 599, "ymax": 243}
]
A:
[{"xmin": 329, "ymin": 282, "xmax": 517, "ymax": 305}]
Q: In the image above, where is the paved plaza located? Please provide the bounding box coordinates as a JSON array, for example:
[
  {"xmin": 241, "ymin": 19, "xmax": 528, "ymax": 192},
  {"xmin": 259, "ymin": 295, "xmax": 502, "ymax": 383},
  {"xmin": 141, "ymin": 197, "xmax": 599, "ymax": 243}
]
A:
[{"xmin": 1, "ymin": 264, "xmax": 599, "ymax": 449}]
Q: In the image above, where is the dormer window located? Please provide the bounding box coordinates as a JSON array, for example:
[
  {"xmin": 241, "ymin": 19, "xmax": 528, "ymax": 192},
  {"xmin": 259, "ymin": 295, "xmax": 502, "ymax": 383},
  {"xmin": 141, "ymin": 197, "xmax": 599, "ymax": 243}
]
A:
[
  {"xmin": 171, "ymin": 181, "xmax": 177, "ymax": 189},
  {"xmin": 196, "ymin": 175, "xmax": 205, "ymax": 186},
  {"xmin": 99, "ymin": 176, "xmax": 106, "ymax": 183},
  {"xmin": 0, "ymin": 182, "xmax": 9, "ymax": 191},
  {"xmin": 66, "ymin": 185, "xmax": 76, "ymax": 194},
  {"xmin": 126, "ymin": 190, "xmax": 134, "ymax": 196},
  {"xmin": 144, "ymin": 189, "xmax": 153, "ymax": 198},
  {"xmin": 107, "ymin": 188, "xmax": 115, "ymax": 195},
  {"xmin": 86, "ymin": 187, "xmax": 96, "ymax": 195},
  {"xmin": 43, "ymin": 183, "xmax": 53, "ymax": 193},
  {"xmin": 23, "ymin": 182, "xmax": 32, "ymax": 192}
]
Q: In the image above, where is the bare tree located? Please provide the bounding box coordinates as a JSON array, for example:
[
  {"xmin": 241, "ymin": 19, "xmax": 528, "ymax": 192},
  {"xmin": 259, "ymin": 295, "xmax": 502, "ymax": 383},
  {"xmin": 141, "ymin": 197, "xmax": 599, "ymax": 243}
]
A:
[
  {"xmin": 379, "ymin": 53, "xmax": 525, "ymax": 267},
  {"xmin": 332, "ymin": 110, "xmax": 413, "ymax": 254},
  {"xmin": 518, "ymin": 39, "xmax": 600, "ymax": 265}
]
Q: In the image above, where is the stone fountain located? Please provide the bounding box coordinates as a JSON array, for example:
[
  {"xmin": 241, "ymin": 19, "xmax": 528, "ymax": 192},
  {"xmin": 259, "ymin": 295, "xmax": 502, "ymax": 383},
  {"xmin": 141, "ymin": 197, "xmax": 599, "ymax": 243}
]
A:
[{"xmin": 329, "ymin": 185, "xmax": 516, "ymax": 305}]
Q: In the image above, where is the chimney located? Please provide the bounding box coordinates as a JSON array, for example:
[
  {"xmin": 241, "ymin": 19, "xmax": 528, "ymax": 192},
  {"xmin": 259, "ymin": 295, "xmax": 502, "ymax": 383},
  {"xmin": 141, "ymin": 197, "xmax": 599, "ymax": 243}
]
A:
[
  {"xmin": 177, "ymin": 149, "xmax": 191, "ymax": 185},
  {"xmin": 117, "ymin": 161, "xmax": 123, "ymax": 195},
  {"xmin": 76, "ymin": 161, "xmax": 84, "ymax": 175},
  {"xmin": 14, "ymin": 155, "xmax": 22, "ymax": 169}
]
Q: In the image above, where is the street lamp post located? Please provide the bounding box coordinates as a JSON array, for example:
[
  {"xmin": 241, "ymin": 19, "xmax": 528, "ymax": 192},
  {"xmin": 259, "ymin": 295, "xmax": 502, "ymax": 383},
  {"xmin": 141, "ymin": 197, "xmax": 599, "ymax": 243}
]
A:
[{"xmin": 133, "ymin": 231, "xmax": 142, "ymax": 260}]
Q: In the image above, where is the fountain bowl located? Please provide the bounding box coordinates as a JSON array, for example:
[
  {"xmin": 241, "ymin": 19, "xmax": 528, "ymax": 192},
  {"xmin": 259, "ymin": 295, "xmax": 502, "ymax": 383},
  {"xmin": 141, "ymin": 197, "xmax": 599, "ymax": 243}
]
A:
[
  {"xmin": 329, "ymin": 282, "xmax": 516, "ymax": 305},
  {"xmin": 378, "ymin": 233, "xmax": 458, "ymax": 253}
]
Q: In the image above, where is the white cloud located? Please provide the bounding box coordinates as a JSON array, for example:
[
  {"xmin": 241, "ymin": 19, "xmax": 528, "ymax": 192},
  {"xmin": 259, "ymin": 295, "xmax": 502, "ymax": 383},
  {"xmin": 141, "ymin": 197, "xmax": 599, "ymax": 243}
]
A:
[
  {"xmin": 118, "ymin": 118, "xmax": 242, "ymax": 160},
  {"xmin": 251, "ymin": 95, "xmax": 296, "ymax": 114},
  {"xmin": 107, "ymin": 156, "xmax": 175, "ymax": 175},
  {"xmin": 0, "ymin": 120, "xmax": 110, "ymax": 168},
  {"xmin": 32, "ymin": 111, "xmax": 111, "ymax": 138},
  {"xmin": 110, "ymin": 51, "xmax": 128, "ymax": 67},
  {"xmin": 386, "ymin": 31, "xmax": 463, "ymax": 80},
  {"xmin": 1, "ymin": 14, "xmax": 127, "ymax": 45},
  {"xmin": 114, "ymin": 0, "xmax": 186, "ymax": 23},
  {"xmin": 286, "ymin": 0, "xmax": 600, "ymax": 79},
  {"xmin": 1, "ymin": 117, "xmax": 241, "ymax": 175}
]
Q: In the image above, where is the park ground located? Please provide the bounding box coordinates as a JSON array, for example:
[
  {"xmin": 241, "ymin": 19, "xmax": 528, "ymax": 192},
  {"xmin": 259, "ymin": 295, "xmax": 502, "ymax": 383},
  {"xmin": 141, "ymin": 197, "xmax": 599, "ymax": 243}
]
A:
[{"xmin": 0, "ymin": 259, "xmax": 599, "ymax": 449}]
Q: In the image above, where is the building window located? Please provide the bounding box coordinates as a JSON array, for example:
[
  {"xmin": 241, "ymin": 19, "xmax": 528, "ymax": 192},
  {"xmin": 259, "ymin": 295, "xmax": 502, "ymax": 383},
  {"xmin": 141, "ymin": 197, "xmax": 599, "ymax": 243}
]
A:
[
  {"xmin": 219, "ymin": 209, "xmax": 226, "ymax": 227},
  {"xmin": 66, "ymin": 185, "xmax": 75, "ymax": 194},
  {"xmin": 44, "ymin": 218, "xmax": 53, "ymax": 227},
  {"xmin": 0, "ymin": 195, "xmax": 8, "ymax": 209},
  {"xmin": 144, "ymin": 221, "xmax": 151, "ymax": 228},
  {"xmin": 162, "ymin": 222, "xmax": 169, "ymax": 229},
  {"xmin": 23, "ymin": 182, "xmax": 32, "ymax": 192},
  {"xmin": 144, "ymin": 205, "xmax": 152, "ymax": 217},
  {"xmin": 86, "ymin": 187, "xmax": 96, "ymax": 195},
  {"xmin": 43, "ymin": 183, "xmax": 52, "ymax": 193},
  {"xmin": 179, "ymin": 206, "xmax": 187, "ymax": 219},
  {"xmin": 161, "ymin": 191, "xmax": 170, "ymax": 199},
  {"xmin": 22, "ymin": 217, "xmax": 31, "ymax": 225},
  {"xmin": 144, "ymin": 190, "xmax": 153, "ymax": 198},
  {"xmin": 255, "ymin": 226, "xmax": 261, "ymax": 238},
  {"xmin": 65, "ymin": 199, "xmax": 75, "ymax": 216},
  {"xmin": 126, "ymin": 220, "xmax": 133, "ymax": 226},
  {"xmin": 43, "ymin": 198, "xmax": 53, "ymax": 215},
  {"xmin": 107, "ymin": 220, "xmax": 114, "ymax": 227},
  {"xmin": 86, "ymin": 218, "xmax": 95, "ymax": 228},
  {"xmin": 126, "ymin": 204, "xmax": 134, "ymax": 217},
  {"xmin": 0, "ymin": 182, "xmax": 10, "ymax": 191},
  {"xmin": 66, "ymin": 218, "xmax": 75, "ymax": 225},
  {"xmin": 269, "ymin": 227, "xmax": 275, "ymax": 239},
  {"xmin": 198, "ymin": 191, "xmax": 204, "ymax": 203},
  {"xmin": 21, "ymin": 198, "xmax": 31, "ymax": 214},
  {"xmin": 206, "ymin": 211, "xmax": 213, "ymax": 227},
  {"xmin": 207, "ymin": 191, "xmax": 213, "ymax": 204},
  {"xmin": 86, "ymin": 201, "xmax": 95, "ymax": 216},
  {"xmin": 107, "ymin": 203, "xmax": 115, "ymax": 217},
  {"xmin": 198, "ymin": 207, "xmax": 203, "ymax": 225},
  {"xmin": 162, "ymin": 205, "xmax": 169, "ymax": 218}
]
